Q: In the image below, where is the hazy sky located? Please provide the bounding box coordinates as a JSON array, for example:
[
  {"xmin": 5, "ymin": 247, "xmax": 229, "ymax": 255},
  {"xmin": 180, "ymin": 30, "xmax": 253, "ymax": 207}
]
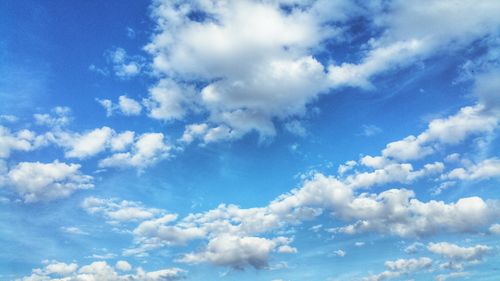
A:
[{"xmin": 1, "ymin": 1, "xmax": 500, "ymax": 280}]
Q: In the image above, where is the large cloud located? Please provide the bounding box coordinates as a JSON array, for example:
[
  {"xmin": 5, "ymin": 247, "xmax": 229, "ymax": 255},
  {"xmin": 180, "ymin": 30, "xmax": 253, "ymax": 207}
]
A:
[
  {"xmin": 1, "ymin": 160, "xmax": 93, "ymax": 203},
  {"xmin": 138, "ymin": 0, "xmax": 500, "ymax": 143}
]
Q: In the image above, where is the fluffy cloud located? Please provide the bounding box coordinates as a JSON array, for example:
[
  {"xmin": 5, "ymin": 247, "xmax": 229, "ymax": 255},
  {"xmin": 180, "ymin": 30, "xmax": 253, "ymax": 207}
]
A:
[
  {"xmin": 134, "ymin": 0, "xmax": 500, "ymax": 143},
  {"xmin": 118, "ymin": 96, "xmax": 142, "ymax": 116},
  {"xmin": 427, "ymin": 242, "xmax": 491, "ymax": 262},
  {"xmin": 62, "ymin": 127, "xmax": 114, "ymax": 159},
  {"xmin": 108, "ymin": 48, "xmax": 142, "ymax": 78},
  {"xmin": 97, "ymin": 96, "xmax": 142, "ymax": 116},
  {"xmin": 99, "ymin": 133, "xmax": 171, "ymax": 169},
  {"xmin": 178, "ymin": 235, "xmax": 293, "ymax": 270},
  {"xmin": 17, "ymin": 260, "xmax": 185, "ymax": 281},
  {"xmin": 2, "ymin": 160, "xmax": 93, "ymax": 203},
  {"xmin": 143, "ymin": 0, "xmax": 350, "ymax": 141},
  {"xmin": 117, "ymin": 172, "xmax": 500, "ymax": 268},
  {"xmin": 34, "ymin": 106, "xmax": 72, "ymax": 128},
  {"xmin": 362, "ymin": 257, "xmax": 432, "ymax": 281},
  {"xmin": 82, "ymin": 197, "xmax": 163, "ymax": 223},
  {"xmin": 0, "ymin": 126, "xmax": 46, "ymax": 158},
  {"xmin": 444, "ymin": 158, "xmax": 500, "ymax": 181}
]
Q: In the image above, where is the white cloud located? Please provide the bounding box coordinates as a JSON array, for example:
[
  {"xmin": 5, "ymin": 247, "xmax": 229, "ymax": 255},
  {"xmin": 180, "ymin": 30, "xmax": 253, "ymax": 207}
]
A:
[
  {"xmin": 0, "ymin": 126, "xmax": 45, "ymax": 158},
  {"xmin": 82, "ymin": 196, "xmax": 163, "ymax": 223},
  {"xmin": 444, "ymin": 158, "xmax": 500, "ymax": 181},
  {"xmin": 97, "ymin": 98, "xmax": 114, "ymax": 117},
  {"xmin": 362, "ymin": 257, "xmax": 432, "ymax": 281},
  {"xmin": 384, "ymin": 257, "xmax": 432, "ymax": 272},
  {"xmin": 178, "ymin": 235, "xmax": 292, "ymax": 270},
  {"xmin": 333, "ymin": 249, "xmax": 346, "ymax": 257},
  {"xmin": 60, "ymin": 226, "xmax": 88, "ymax": 235},
  {"xmin": 427, "ymin": 242, "xmax": 491, "ymax": 262},
  {"xmin": 97, "ymin": 96, "xmax": 142, "ymax": 116},
  {"xmin": 108, "ymin": 48, "xmax": 142, "ymax": 78},
  {"xmin": 17, "ymin": 260, "xmax": 185, "ymax": 281},
  {"xmin": 99, "ymin": 133, "xmax": 171, "ymax": 169},
  {"xmin": 115, "ymin": 260, "xmax": 132, "ymax": 272},
  {"xmin": 118, "ymin": 95, "xmax": 142, "ymax": 116},
  {"xmin": 63, "ymin": 127, "xmax": 114, "ymax": 159},
  {"xmin": 34, "ymin": 106, "xmax": 72, "ymax": 128},
  {"xmin": 3, "ymin": 160, "xmax": 93, "ymax": 203}
]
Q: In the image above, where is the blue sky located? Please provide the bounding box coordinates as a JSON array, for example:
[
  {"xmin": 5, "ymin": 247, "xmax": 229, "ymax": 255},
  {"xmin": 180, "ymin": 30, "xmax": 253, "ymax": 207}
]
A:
[{"xmin": 1, "ymin": 1, "xmax": 500, "ymax": 280}]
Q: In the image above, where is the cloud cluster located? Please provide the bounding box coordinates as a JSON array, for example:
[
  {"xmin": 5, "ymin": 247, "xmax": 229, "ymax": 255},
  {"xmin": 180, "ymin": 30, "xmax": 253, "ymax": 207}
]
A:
[
  {"xmin": 17, "ymin": 260, "xmax": 185, "ymax": 281},
  {"xmin": 132, "ymin": 0, "xmax": 500, "ymax": 143},
  {"xmin": 1, "ymin": 160, "xmax": 93, "ymax": 203}
]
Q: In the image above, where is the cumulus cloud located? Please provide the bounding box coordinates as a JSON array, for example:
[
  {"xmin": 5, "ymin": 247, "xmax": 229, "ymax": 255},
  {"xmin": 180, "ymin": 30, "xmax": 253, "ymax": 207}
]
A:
[
  {"xmin": 128, "ymin": 0, "xmax": 500, "ymax": 143},
  {"xmin": 99, "ymin": 133, "xmax": 171, "ymax": 169},
  {"xmin": 2, "ymin": 160, "xmax": 93, "ymax": 203},
  {"xmin": 108, "ymin": 48, "xmax": 142, "ymax": 78},
  {"xmin": 443, "ymin": 158, "xmax": 500, "ymax": 181},
  {"xmin": 17, "ymin": 260, "xmax": 185, "ymax": 281},
  {"xmin": 427, "ymin": 242, "xmax": 491, "ymax": 262},
  {"xmin": 362, "ymin": 257, "xmax": 432, "ymax": 281},
  {"xmin": 97, "ymin": 96, "xmax": 142, "ymax": 117},
  {"xmin": 177, "ymin": 235, "xmax": 293, "ymax": 270},
  {"xmin": 0, "ymin": 126, "xmax": 46, "ymax": 158},
  {"xmin": 34, "ymin": 106, "xmax": 72, "ymax": 128},
  {"xmin": 82, "ymin": 196, "xmax": 163, "ymax": 223}
]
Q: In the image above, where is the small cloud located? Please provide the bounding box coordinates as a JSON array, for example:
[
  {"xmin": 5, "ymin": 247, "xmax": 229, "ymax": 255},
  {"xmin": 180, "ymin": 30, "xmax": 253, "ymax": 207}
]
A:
[
  {"xmin": 361, "ymin": 124, "xmax": 382, "ymax": 137},
  {"xmin": 61, "ymin": 226, "xmax": 89, "ymax": 235},
  {"xmin": 333, "ymin": 249, "xmax": 346, "ymax": 257}
]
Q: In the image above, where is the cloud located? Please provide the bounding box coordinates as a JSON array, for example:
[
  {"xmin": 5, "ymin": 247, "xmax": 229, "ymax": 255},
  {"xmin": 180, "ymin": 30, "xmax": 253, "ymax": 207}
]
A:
[
  {"xmin": 108, "ymin": 48, "xmax": 142, "ymax": 78},
  {"xmin": 362, "ymin": 257, "xmax": 432, "ymax": 281},
  {"xmin": 82, "ymin": 196, "xmax": 163, "ymax": 223},
  {"xmin": 443, "ymin": 158, "xmax": 500, "ymax": 181},
  {"xmin": 177, "ymin": 235, "xmax": 293, "ymax": 270},
  {"xmin": 118, "ymin": 96, "xmax": 142, "ymax": 116},
  {"xmin": 99, "ymin": 132, "xmax": 171, "ymax": 169},
  {"xmin": 62, "ymin": 127, "xmax": 114, "ymax": 159},
  {"xmin": 427, "ymin": 242, "xmax": 491, "ymax": 262},
  {"xmin": 17, "ymin": 260, "xmax": 185, "ymax": 281},
  {"xmin": 60, "ymin": 226, "xmax": 89, "ymax": 235},
  {"xmin": 142, "ymin": 0, "xmax": 350, "ymax": 141},
  {"xmin": 0, "ymin": 126, "xmax": 46, "ymax": 158},
  {"xmin": 2, "ymin": 160, "xmax": 93, "ymax": 203},
  {"xmin": 34, "ymin": 106, "xmax": 72, "ymax": 128},
  {"xmin": 97, "ymin": 96, "xmax": 142, "ymax": 116}
]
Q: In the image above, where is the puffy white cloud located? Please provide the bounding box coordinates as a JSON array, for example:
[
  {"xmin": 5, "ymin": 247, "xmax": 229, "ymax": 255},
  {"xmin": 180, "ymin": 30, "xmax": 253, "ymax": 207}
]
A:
[
  {"xmin": 362, "ymin": 257, "xmax": 432, "ymax": 281},
  {"xmin": 110, "ymin": 131, "xmax": 135, "ymax": 152},
  {"xmin": 142, "ymin": 0, "xmax": 352, "ymax": 140},
  {"xmin": 178, "ymin": 235, "xmax": 292, "ymax": 269},
  {"xmin": 427, "ymin": 242, "xmax": 491, "ymax": 262},
  {"xmin": 17, "ymin": 260, "xmax": 185, "ymax": 281},
  {"xmin": 3, "ymin": 160, "xmax": 93, "ymax": 203},
  {"xmin": 331, "ymin": 0, "xmax": 500, "ymax": 89},
  {"xmin": 108, "ymin": 48, "xmax": 142, "ymax": 78},
  {"xmin": 34, "ymin": 106, "xmax": 72, "ymax": 128},
  {"xmin": 384, "ymin": 257, "xmax": 432, "ymax": 272},
  {"xmin": 333, "ymin": 249, "xmax": 346, "ymax": 257},
  {"xmin": 99, "ymin": 133, "xmax": 171, "ymax": 169},
  {"xmin": 444, "ymin": 158, "xmax": 500, "ymax": 181},
  {"xmin": 115, "ymin": 261, "xmax": 132, "ymax": 272},
  {"xmin": 97, "ymin": 96, "xmax": 142, "ymax": 116},
  {"xmin": 118, "ymin": 96, "xmax": 142, "ymax": 116},
  {"xmin": 63, "ymin": 127, "xmax": 114, "ymax": 159},
  {"xmin": 82, "ymin": 197, "xmax": 163, "ymax": 223},
  {"xmin": 0, "ymin": 126, "xmax": 45, "ymax": 158},
  {"xmin": 358, "ymin": 104, "xmax": 499, "ymax": 166},
  {"xmin": 97, "ymin": 98, "xmax": 114, "ymax": 117}
]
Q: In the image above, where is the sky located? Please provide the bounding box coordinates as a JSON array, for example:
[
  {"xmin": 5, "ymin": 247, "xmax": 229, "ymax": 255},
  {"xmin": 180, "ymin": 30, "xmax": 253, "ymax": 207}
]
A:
[{"xmin": 1, "ymin": 0, "xmax": 500, "ymax": 280}]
